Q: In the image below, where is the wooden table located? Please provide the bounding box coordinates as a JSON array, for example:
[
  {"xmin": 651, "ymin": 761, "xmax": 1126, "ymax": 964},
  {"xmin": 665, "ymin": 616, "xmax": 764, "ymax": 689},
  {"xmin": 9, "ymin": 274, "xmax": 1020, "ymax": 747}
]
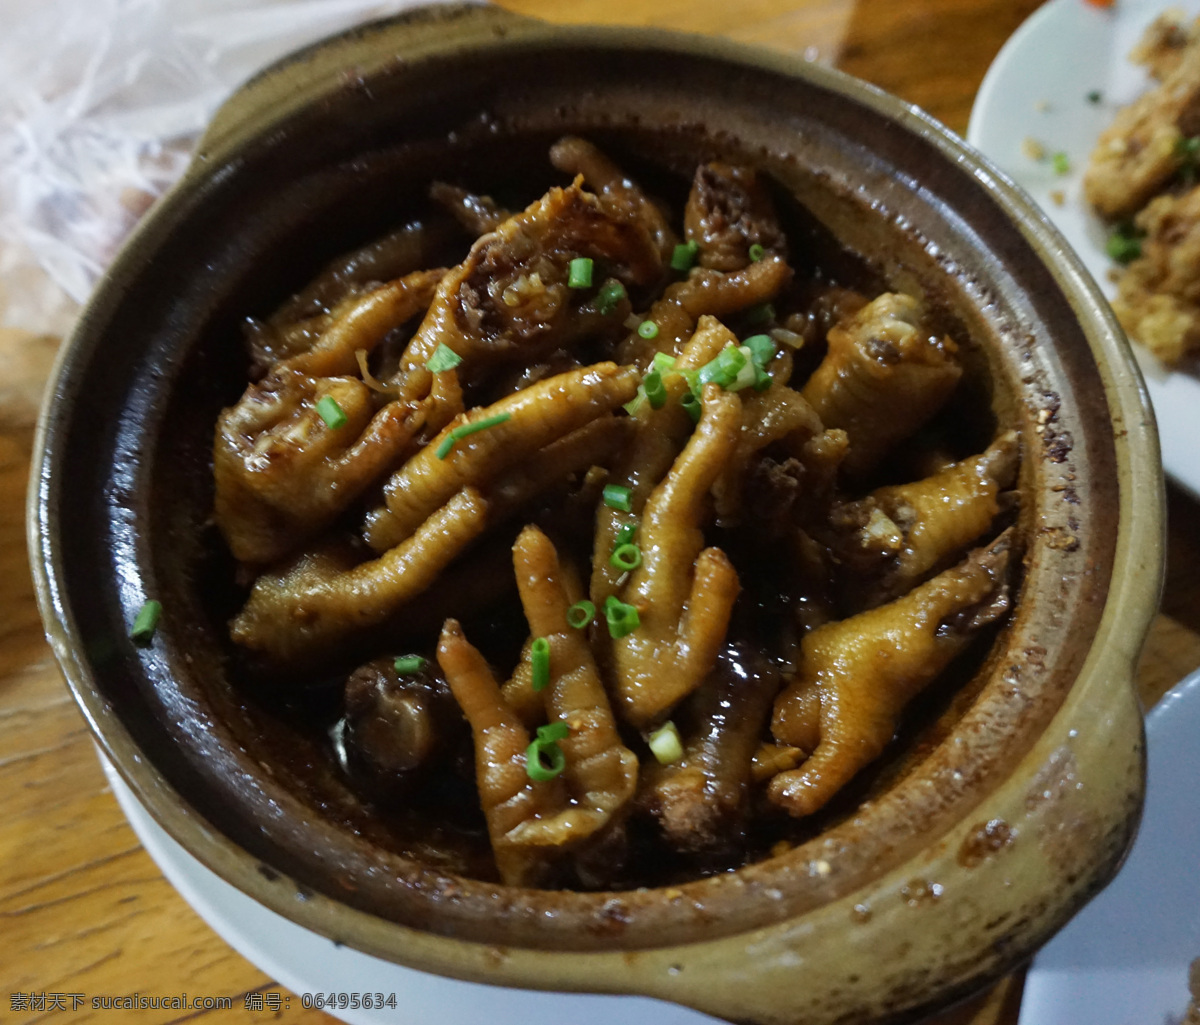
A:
[{"xmin": 3, "ymin": 1, "xmax": 1198, "ymax": 1021}]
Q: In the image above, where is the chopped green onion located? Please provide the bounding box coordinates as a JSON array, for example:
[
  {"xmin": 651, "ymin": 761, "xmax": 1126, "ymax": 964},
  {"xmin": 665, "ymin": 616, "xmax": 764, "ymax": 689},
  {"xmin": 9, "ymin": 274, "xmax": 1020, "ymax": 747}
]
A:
[
  {"xmin": 568, "ymin": 256, "xmax": 594, "ymax": 288},
  {"xmin": 680, "ymin": 389, "xmax": 701, "ymax": 423},
  {"xmin": 1178, "ymin": 135, "xmax": 1200, "ymax": 184},
  {"xmin": 1051, "ymin": 151, "xmax": 1071, "ymax": 175},
  {"xmin": 525, "ymin": 736, "xmax": 566, "ymax": 781},
  {"xmin": 676, "ymin": 367, "xmax": 701, "ymax": 395},
  {"xmin": 643, "ymin": 370, "xmax": 667, "ymax": 409},
  {"xmin": 613, "ymin": 522, "xmax": 638, "ymax": 546},
  {"xmin": 623, "ymin": 388, "xmax": 648, "ymax": 416},
  {"xmin": 596, "ymin": 278, "xmax": 626, "ymax": 314},
  {"xmin": 537, "ymin": 721, "xmax": 570, "ymax": 743},
  {"xmin": 745, "ymin": 302, "xmax": 775, "ymax": 326},
  {"xmin": 651, "ymin": 352, "xmax": 677, "ymax": 374},
  {"xmin": 696, "ymin": 361, "xmax": 729, "ymax": 389},
  {"xmin": 610, "ymin": 543, "xmax": 642, "ymax": 572},
  {"xmin": 718, "ymin": 345, "xmax": 748, "ymax": 380},
  {"xmin": 748, "ymin": 242, "xmax": 766, "ymax": 262},
  {"xmin": 728, "ymin": 346, "xmax": 760, "ymax": 392},
  {"xmin": 530, "ymin": 636, "xmax": 551, "ymax": 692},
  {"xmin": 648, "ymin": 721, "xmax": 684, "ymax": 764},
  {"xmin": 425, "ymin": 343, "xmax": 462, "ymax": 373},
  {"xmin": 698, "ymin": 345, "xmax": 748, "ymax": 389},
  {"xmin": 743, "ymin": 333, "xmax": 776, "ymax": 366},
  {"xmin": 435, "ymin": 411, "xmax": 513, "ymax": 459},
  {"xmin": 603, "ymin": 483, "xmax": 633, "ymax": 512},
  {"xmin": 394, "ymin": 654, "xmax": 427, "ymax": 674},
  {"xmin": 637, "ymin": 320, "xmax": 659, "ymax": 340},
  {"xmin": 604, "ymin": 595, "xmax": 641, "ymax": 638},
  {"xmin": 1106, "ymin": 224, "xmax": 1142, "ymax": 264},
  {"xmin": 670, "ymin": 239, "xmax": 700, "ymax": 272},
  {"xmin": 456, "ymin": 412, "xmax": 512, "ymax": 438},
  {"xmin": 316, "ymin": 395, "xmax": 348, "ymax": 429},
  {"xmin": 752, "ymin": 362, "xmax": 773, "ymax": 392},
  {"xmin": 129, "ymin": 600, "xmax": 162, "ymax": 644},
  {"xmin": 567, "ymin": 600, "xmax": 596, "ymax": 630}
]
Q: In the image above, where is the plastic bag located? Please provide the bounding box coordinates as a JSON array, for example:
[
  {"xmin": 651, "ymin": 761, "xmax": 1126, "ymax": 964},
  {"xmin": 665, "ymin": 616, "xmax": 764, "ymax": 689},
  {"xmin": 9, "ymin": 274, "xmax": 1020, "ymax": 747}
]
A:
[{"xmin": 0, "ymin": 0, "xmax": 451, "ymax": 335}]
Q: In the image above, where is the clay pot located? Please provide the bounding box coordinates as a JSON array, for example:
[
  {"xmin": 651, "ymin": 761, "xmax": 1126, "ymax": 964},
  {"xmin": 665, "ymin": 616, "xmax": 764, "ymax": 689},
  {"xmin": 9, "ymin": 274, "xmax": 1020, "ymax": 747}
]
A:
[{"xmin": 29, "ymin": 6, "xmax": 1164, "ymax": 1023}]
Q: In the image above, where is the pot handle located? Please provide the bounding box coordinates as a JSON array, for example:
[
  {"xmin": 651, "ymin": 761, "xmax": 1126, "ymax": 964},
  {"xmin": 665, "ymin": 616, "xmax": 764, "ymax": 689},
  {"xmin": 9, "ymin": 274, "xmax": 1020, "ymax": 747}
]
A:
[{"xmin": 193, "ymin": 2, "xmax": 539, "ymax": 170}]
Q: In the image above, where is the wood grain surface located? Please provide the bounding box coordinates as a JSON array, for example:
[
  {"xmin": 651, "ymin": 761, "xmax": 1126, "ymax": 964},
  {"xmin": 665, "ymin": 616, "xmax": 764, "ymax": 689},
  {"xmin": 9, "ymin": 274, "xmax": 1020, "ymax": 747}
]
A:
[{"xmin": 4, "ymin": 1, "xmax": 1198, "ymax": 1022}]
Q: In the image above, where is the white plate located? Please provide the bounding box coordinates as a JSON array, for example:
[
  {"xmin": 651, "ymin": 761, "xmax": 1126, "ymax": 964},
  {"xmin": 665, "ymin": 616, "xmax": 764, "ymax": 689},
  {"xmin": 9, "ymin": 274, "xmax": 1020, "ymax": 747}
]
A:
[
  {"xmin": 1016, "ymin": 665, "xmax": 1200, "ymax": 1025},
  {"xmin": 968, "ymin": 0, "xmax": 1200, "ymax": 501},
  {"xmin": 102, "ymin": 661, "xmax": 1200, "ymax": 1025},
  {"xmin": 100, "ymin": 664, "xmax": 1200, "ymax": 1025},
  {"xmin": 101, "ymin": 662, "xmax": 1200, "ymax": 1025},
  {"xmin": 97, "ymin": 755, "xmax": 722, "ymax": 1025}
]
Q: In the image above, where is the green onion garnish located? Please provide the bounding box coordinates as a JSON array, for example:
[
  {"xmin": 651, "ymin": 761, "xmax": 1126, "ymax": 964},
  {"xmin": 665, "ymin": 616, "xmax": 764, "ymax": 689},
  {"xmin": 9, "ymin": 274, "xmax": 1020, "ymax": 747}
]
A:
[
  {"xmin": 1177, "ymin": 135, "xmax": 1200, "ymax": 184},
  {"xmin": 670, "ymin": 239, "xmax": 700, "ymax": 272},
  {"xmin": 394, "ymin": 654, "xmax": 427, "ymax": 674},
  {"xmin": 530, "ymin": 637, "xmax": 551, "ymax": 692},
  {"xmin": 698, "ymin": 345, "xmax": 747, "ymax": 389},
  {"xmin": 129, "ymin": 600, "xmax": 162, "ymax": 644},
  {"xmin": 1051, "ymin": 151, "xmax": 1071, "ymax": 175},
  {"xmin": 643, "ymin": 370, "xmax": 667, "ymax": 409},
  {"xmin": 435, "ymin": 411, "xmax": 512, "ymax": 459},
  {"xmin": 604, "ymin": 595, "xmax": 641, "ymax": 638},
  {"xmin": 566, "ymin": 600, "xmax": 596, "ymax": 630},
  {"xmin": 610, "ymin": 543, "xmax": 642, "ymax": 572},
  {"xmin": 680, "ymin": 390, "xmax": 701, "ymax": 423},
  {"xmin": 729, "ymin": 346, "xmax": 760, "ymax": 391},
  {"xmin": 651, "ymin": 352, "xmax": 677, "ymax": 373},
  {"xmin": 1106, "ymin": 224, "xmax": 1142, "ymax": 264},
  {"xmin": 613, "ymin": 522, "xmax": 638, "ymax": 546},
  {"xmin": 596, "ymin": 278, "xmax": 626, "ymax": 314},
  {"xmin": 603, "ymin": 483, "xmax": 633, "ymax": 511},
  {"xmin": 537, "ymin": 721, "xmax": 570, "ymax": 743},
  {"xmin": 752, "ymin": 362, "xmax": 773, "ymax": 392},
  {"xmin": 648, "ymin": 721, "xmax": 684, "ymax": 764},
  {"xmin": 426, "ymin": 343, "xmax": 463, "ymax": 373},
  {"xmin": 455, "ymin": 412, "xmax": 512, "ymax": 437},
  {"xmin": 637, "ymin": 320, "xmax": 659, "ymax": 340},
  {"xmin": 748, "ymin": 243, "xmax": 766, "ymax": 262},
  {"xmin": 623, "ymin": 388, "xmax": 648, "ymax": 416},
  {"xmin": 568, "ymin": 257, "xmax": 594, "ymax": 288},
  {"xmin": 525, "ymin": 736, "xmax": 567, "ymax": 781},
  {"xmin": 743, "ymin": 333, "xmax": 776, "ymax": 366},
  {"xmin": 316, "ymin": 395, "xmax": 348, "ymax": 429}
]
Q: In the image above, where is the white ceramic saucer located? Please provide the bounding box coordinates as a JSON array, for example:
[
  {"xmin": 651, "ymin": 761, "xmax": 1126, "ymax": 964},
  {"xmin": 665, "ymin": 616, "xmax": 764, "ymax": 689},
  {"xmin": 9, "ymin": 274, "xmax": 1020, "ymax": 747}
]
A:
[
  {"xmin": 99, "ymin": 663, "xmax": 1200, "ymax": 1025},
  {"xmin": 1016, "ymin": 667, "xmax": 1200, "ymax": 1024},
  {"xmin": 98, "ymin": 755, "xmax": 722, "ymax": 1025}
]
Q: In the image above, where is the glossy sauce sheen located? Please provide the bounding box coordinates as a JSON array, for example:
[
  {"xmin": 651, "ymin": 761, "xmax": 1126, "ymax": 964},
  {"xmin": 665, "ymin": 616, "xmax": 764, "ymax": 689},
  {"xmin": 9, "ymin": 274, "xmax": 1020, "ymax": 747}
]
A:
[{"xmin": 212, "ymin": 140, "xmax": 1016, "ymax": 889}]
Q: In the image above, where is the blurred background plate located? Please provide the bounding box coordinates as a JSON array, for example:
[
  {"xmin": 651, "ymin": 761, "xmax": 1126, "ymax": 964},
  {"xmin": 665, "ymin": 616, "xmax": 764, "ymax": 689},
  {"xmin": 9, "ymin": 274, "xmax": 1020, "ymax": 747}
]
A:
[{"xmin": 968, "ymin": 0, "xmax": 1200, "ymax": 501}]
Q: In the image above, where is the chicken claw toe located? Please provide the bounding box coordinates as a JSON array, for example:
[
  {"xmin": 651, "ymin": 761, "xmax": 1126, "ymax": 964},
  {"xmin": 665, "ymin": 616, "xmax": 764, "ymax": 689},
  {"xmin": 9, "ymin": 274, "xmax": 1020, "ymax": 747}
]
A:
[{"xmin": 611, "ymin": 384, "xmax": 743, "ymax": 729}]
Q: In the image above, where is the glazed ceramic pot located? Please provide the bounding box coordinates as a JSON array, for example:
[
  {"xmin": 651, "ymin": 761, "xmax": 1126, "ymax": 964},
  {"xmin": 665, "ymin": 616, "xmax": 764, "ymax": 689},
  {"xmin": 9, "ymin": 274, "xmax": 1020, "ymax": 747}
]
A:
[{"xmin": 29, "ymin": 5, "xmax": 1164, "ymax": 1023}]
